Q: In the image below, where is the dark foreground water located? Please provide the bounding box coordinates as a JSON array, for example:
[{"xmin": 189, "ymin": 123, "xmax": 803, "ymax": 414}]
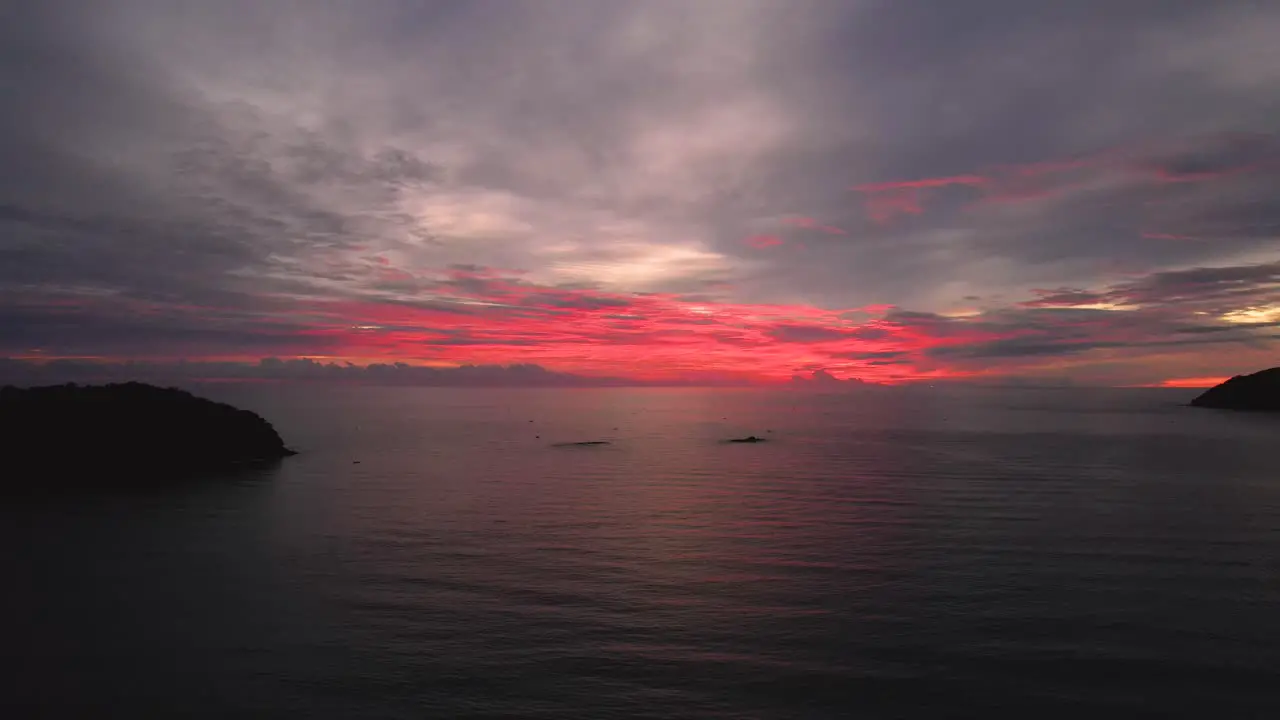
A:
[{"xmin": 5, "ymin": 386, "xmax": 1280, "ymax": 718}]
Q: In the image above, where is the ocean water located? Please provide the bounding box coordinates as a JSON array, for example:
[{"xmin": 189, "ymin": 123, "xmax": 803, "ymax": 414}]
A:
[{"xmin": 5, "ymin": 386, "xmax": 1280, "ymax": 718}]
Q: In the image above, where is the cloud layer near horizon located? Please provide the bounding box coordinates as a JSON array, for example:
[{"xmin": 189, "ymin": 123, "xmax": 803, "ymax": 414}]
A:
[{"xmin": 2, "ymin": 1, "xmax": 1278, "ymax": 385}]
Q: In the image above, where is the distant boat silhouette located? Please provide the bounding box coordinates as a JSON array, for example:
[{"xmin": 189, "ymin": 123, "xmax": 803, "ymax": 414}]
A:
[
  {"xmin": 551, "ymin": 440, "xmax": 611, "ymax": 447},
  {"xmin": 726, "ymin": 436, "xmax": 766, "ymax": 443}
]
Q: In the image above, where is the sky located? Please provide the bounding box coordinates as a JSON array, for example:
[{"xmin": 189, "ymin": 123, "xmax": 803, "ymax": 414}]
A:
[{"xmin": 2, "ymin": 0, "xmax": 1278, "ymax": 387}]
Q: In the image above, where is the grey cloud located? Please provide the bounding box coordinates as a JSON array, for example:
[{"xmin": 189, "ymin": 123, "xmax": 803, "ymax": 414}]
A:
[
  {"xmin": 765, "ymin": 324, "xmax": 849, "ymax": 343},
  {"xmin": 1023, "ymin": 289, "xmax": 1108, "ymax": 308},
  {"xmin": 790, "ymin": 369, "xmax": 877, "ymax": 387},
  {"xmin": 2, "ymin": 0, "xmax": 1278, "ymax": 377},
  {"xmin": 0, "ymin": 299, "xmax": 325, "ymax": 357},
  {"xmin": 846, "ymin": 327, "xmax": 892, "ymax": 341},
  {"xmin": 0, "ymin": 358, "xmax": 632, "ymax": 387},
  {"xmin": 927, "ymin": 332, "xmax": 1280, "ymax": 361},
  {"xmin": 1175, "ymin": 321, "xmax": 1280, "ymax": 335},
  {"xmin": 927, "ymin": 337, "xmax": 1130, "ymax": 360},
  {"xmin": 698, "ymin": 2, "xmax": 1280, "ymax": 308},
  {"xmin": 838, "ymin": 350, "xmax": 910, "ymax": 361},
  {"xmin": 1144, "ymin": 132, "xmax": 1279, "ymax": 179},
  {"xmin": 518, "ymin": 293, "xmax": 633, "ymax": 311},
  {"xmin": 1116, "ymin": 261, "xmax": 1280, "ymax": 304},
  {"xmin": 1020, "ymin": 260, "xmax": 1280, "ymax": 315}
]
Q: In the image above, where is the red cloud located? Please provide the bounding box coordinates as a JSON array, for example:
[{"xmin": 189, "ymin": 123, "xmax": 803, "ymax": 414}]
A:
[
  {"xmin": 852, "ymin": 137, "xmax": 1280, "ymax": 222},
  {"xmin": 853, "ymin": 175, "xmax": 986, "ymax": 224},
  {"xmin": 14, "ymin": 256, "xmax": 1275, "ymax": 386},
  {"xmin": 863, "ymin": 190, "xmax": 924, "ymax": 224},
  {"xmin": 853, "ymin": 175, "xmax": 988, "ymax": 193}
]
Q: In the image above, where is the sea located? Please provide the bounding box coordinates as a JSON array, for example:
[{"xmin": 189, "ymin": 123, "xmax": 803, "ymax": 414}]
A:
[{"xmin": 4, "ymin": 385, "xmax": 1280, "ymax": 718}]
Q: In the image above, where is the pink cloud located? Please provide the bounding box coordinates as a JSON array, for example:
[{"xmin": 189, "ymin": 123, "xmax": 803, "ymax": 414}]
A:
[
  {"xmin": 745, "ymin": 235, "xmax": 784, "ymax": 248},
  {"xmin": 12, "ymin": 257, "xmax": 1277, "ymax": 387},
  {"xmin": 863, "ymin": 189, "xmax": 924, "ymax": 224},
  {"xmin": 853, "ymin": 174, "xmax": 986, "ymax": 224},
  {"xmin": 782, "ymin": 216, "xmax": 848, "ymax": 236},
  {"xmin": 852, "ymin": 175, "xmax": 988, "ymax": 193}
]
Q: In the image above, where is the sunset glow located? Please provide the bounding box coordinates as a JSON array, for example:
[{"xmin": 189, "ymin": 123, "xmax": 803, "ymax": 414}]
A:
[
  {"xmin": 1149, "ymin": 377, "xmax": 1233, "ymax": 389},
  {"xmin": 2, "ymin": 1, "xmax": 1277, "ymax": 387}
]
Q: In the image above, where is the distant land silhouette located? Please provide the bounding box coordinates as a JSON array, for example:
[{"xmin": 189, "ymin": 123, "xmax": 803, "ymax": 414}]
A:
[
  {"xmin": 1, "ymin": 382, "xmax": 296, "ymax": 487},
  {"xmin": 1190, "ymin": 368, "xmax": 1280, "ymax": 411}
]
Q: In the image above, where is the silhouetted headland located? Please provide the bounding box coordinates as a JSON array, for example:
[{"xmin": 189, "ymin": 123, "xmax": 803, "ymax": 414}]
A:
[
  {"xmin": 1189, "ymin": 368, "xmax": 1280, "ymax": 411},
  {"xmin": 1, "ymin": 382, "xmax": 296, "ymax": 487}
]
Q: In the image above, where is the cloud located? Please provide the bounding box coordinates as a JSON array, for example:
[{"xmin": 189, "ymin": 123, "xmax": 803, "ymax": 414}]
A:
[
  {"xmin": 2, "ymin": 1, "xmax": 1279, "ymax": 386},
  {"xmin": 1144, "ymin": 132, "xmax": 1279, "ymax": 183},
  {"xmin": 764, "ymin": 324, "xmax": 852, "ymax": 343},
  {"xmin": 0, "ymin": 358, "xmax": 634, "ymax": 387},
  {"xmin": 745, "ymin": 235, "xmax": 784, "ymax": 249},
  {"xmin": 790, "ymin": 369, "xmax": 877, "ymax": 388},
  {"xmin": 781, "ymin": 216, "xmax": 847, "ymax": 236}
]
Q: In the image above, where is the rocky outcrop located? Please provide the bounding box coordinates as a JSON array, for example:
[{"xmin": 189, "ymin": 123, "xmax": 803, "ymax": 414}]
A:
[
  {"xmin": 1, "ymin": 382, "xmax": 296, "ymax": 485},
  {"xmin": 1189, "ymin": 368, "xmax": 1280, "ymax": 411}
]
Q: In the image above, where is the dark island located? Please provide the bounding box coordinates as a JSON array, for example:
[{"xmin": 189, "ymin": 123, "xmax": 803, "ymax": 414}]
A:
[
  {"xmin": 1189, "ymin": 367, "xmax": 1280, "ymax": 411},
  {"xmin": 1, "ymin": 382, "xmax": 296, "ymax": 486}
]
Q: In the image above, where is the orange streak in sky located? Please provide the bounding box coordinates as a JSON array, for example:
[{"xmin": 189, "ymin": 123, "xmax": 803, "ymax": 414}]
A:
[{"xmin": 1148, "ymin": 376, "xmax": 1229, "ymax": 388}]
